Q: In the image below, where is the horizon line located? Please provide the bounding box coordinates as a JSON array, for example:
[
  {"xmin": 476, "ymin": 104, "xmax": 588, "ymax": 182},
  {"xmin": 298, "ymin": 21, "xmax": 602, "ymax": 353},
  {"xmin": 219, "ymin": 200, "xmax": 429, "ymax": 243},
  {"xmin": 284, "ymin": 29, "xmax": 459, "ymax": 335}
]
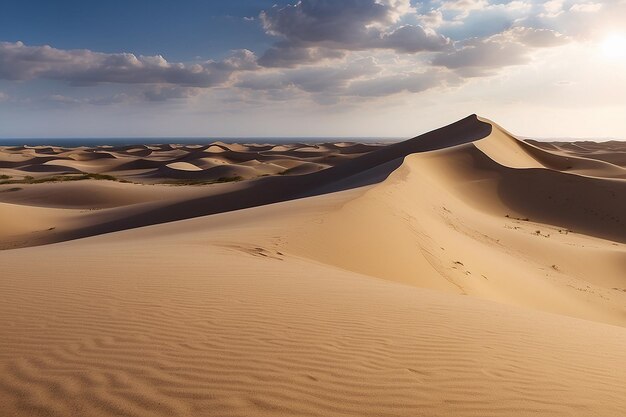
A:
[{"xmin": 1, "ymin": 136, "xmax": 624, "ymax": 142}]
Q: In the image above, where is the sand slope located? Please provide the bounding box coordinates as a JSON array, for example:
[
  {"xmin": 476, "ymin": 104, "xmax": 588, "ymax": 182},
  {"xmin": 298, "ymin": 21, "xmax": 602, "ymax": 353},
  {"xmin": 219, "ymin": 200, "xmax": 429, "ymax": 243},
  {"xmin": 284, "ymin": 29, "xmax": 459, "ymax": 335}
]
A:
[
  {"xmin": 0, "ymin": 201, "xmax": 625, "ymax": 417},
  {"xmin": 284, "ymin": 141, "xmax": 626, "ymax": 324}
]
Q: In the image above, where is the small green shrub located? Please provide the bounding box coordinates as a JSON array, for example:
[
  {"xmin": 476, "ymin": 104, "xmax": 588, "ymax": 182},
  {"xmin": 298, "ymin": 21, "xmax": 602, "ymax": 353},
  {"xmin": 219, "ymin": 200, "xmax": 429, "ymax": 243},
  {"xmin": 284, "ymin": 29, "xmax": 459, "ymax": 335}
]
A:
[
  {"xmin": 0, "ymin": 173, "xmax": 123, "ymax": 184},
  {"xmin": 0, "ymin": 187, "xmax": 22, "ymax": 193},
  {"xmin": 215, "ymin": 176, "xmax": 243, "ymax": 183},
  {"xmin": 161, "ymin": 176, "xmax": 244, "ymax": 186}
]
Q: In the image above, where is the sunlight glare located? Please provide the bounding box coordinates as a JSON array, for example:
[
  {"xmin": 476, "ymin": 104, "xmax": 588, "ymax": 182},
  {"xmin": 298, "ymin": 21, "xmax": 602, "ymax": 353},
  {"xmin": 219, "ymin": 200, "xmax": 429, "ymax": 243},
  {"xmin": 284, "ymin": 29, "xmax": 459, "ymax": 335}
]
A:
[{"xmin": 601, "ymin": 34, "xmax": 626, "ymax": 60}]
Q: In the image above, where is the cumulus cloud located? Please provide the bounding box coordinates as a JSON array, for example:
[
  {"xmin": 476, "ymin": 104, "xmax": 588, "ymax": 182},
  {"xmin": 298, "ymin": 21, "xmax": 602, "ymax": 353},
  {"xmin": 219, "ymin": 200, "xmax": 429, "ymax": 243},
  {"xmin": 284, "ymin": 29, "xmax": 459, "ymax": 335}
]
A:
[
  {"xmin": 0, "ymin": 41, "xmax": 257, "ymax": 87},
  {"xmin": 42, "ymin": 92, "xmax": 132, "ymax": 106},
  {"xmin": 511, "ymin": 26, "xmax": 569, "ymax": 47},
  {"xmin": 432, "ymin": 27, "xmax": 568, "ymax": 75},
  {"xmin": 142, "ymin": 86, "xmax": 203, "ymax": 102},
  {"xmin": 236, "ymin": 54, "xmax": 456, "ymax": 101},
  {"xmin": 258, "ymin": 0, "xmax": 449, "ymax": 67},
  {"xmin": 432, "ymin": 0, "xmax": 533, "ymax": 40},
  {"xmin": 569, "ymin": 2, "xmax": 603, "ymax": 13},
  {"xmin": 258, "ymin": 45, "xmax": 346, "ymax": 68},
  {"xmin": 440, "ymin": 0, "xmax": 490, "ymax": 18},
  {"xmin": 541, "ymin": 0, "xmax": 566, "ymax": 18},
  {"xmin": 238, "ymin": 57, "xmax": 382, "ymax": 94},
  {"xmin": 40, "ymin": 86, "xmax": 206, "ymax": 106},
  {"xmin": 380, "ymin": 25, "xmax": 452, "ymax": 53},
  {"xmin": 526, "ymin": 0, "xmax": 624, "ymax": 41},
  {"xmin": 346, "ymin": 69, "xmax": 456, "ymax": 97},
  {"xmin": 417, "ymin": 10, "xmax": 445, "ymax": 28}
]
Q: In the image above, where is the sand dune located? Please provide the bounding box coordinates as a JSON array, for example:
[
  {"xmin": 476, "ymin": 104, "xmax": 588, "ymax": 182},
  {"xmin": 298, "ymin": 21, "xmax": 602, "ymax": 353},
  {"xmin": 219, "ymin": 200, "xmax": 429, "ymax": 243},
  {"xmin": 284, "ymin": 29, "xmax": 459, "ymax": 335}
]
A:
[
  {"xmin": 530, "ymin": 139, "xmax": 626, "ymax": 168},
  {"xmin": 0, "ymin": 181, "xmax": 218, "ymax": 210},
  {"xmin": 0, "ymin": 139, "xmax": 384, "ymax": 186},
  {"xmin": 284, "ymin": 139, "xmax": 626, "ymax": 324},
  {"xmin": 478, "ymin": 119, "xmax": 626, "ymax": 178},
  {"xmin": 282, "ymin": 161, "xmax": 329, "ymax": 175},
  {"xmin": 165, "ymin": 161, "xmax": 203, "ymax": 171},
  {"xmin": 17, "ymin": 163, "xmax": 83, "ymax": 173},
  {"xmin": 1, "ymin": 115, "xmax": 625, "ymax": 416},
  {"xmin": 0, "ymin": 116, "xmax": 489, "ymax": 248},
  {"xmin": 152, "ymin": 163, "xmax": 260, "ymax": 181}
]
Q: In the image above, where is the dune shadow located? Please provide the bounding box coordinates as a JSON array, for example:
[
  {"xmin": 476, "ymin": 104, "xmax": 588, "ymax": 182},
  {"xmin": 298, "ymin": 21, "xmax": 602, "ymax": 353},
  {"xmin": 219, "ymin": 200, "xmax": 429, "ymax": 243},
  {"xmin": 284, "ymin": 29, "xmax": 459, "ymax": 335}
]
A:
[{"xmin": 461, "ymin": 147, "xmax": 626, "ymax": 243}]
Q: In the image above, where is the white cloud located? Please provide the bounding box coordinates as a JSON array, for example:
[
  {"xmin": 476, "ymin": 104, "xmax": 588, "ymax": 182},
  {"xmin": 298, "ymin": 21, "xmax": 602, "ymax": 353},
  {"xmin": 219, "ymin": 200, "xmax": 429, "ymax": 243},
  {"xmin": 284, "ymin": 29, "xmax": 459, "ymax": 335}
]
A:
[
  {"xmin": 237, "ymin": 56, "xmax": 383, "ymax": 94},
  {"xmin": 0, "ymin": 41, "xmax": 257, "ymax": 87},
  {"xmin": 541, "ymin": 0, "xmax": 565, "ymax": 17},
  {"xmin": 417, "ymin": 10, "xmax": 445, "ymax": 28},
  {"xmin": 345, "ymin": 69, "xmax": 457, "ymax": 96},
  {"xmin": 440, "ymin": 0, "xmax": 490, "ymax": 18},
  {"xmin": 433, "ymin": 27, "xmax": 568, "ymax": 75},
  {"xmin": 569, "ymin": 2, "xmax": 603, "ymax": 13}
]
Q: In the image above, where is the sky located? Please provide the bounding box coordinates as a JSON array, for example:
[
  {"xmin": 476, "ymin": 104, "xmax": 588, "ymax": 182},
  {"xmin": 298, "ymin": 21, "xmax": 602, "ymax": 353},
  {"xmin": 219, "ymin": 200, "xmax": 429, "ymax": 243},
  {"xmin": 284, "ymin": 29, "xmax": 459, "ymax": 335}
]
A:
[{"xmin": 0, "ymin": 0, "xmax": 625, "ymax": 139}]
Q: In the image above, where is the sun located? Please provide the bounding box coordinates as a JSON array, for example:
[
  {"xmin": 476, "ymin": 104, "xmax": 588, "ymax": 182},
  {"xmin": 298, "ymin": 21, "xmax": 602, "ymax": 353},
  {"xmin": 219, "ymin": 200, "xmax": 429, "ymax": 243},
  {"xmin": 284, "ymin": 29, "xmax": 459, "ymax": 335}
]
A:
[{"xmin": 601, "ymin": 33, "xmax": 626, "ymax": 60}]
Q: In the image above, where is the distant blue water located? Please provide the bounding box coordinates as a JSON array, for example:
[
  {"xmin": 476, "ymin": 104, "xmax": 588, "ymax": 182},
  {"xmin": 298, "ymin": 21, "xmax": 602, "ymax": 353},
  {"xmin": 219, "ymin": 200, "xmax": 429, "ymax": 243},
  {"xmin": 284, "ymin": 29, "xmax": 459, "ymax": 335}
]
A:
[{"xmin": 0, "ymin": 137, "xmax": 401, "ymax": 147}]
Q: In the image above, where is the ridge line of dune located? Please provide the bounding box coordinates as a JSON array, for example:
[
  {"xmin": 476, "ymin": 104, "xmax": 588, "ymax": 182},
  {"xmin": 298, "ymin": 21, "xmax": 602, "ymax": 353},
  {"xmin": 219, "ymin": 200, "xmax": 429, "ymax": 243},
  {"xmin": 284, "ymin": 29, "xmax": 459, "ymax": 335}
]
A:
[{"xmin": 1, "ymin": 115, "xmax": 493, "ymax": 249}]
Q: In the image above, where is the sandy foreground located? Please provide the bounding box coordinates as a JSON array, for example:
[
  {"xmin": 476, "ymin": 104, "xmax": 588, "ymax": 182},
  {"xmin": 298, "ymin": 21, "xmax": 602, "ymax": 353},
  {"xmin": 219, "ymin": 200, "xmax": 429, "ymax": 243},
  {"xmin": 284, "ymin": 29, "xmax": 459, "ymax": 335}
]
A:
[{"xmin": 1, "ymin": 115, "xmax": 625, "ymax": 416}]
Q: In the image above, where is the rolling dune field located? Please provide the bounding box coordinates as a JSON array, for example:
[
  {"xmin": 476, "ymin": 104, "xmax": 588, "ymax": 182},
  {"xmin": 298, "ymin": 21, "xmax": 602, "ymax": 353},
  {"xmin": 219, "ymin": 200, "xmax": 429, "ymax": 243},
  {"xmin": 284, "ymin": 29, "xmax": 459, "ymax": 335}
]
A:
[{"xmin": 1, "ymin": 115, "xmax": 625, "ymax": 416}]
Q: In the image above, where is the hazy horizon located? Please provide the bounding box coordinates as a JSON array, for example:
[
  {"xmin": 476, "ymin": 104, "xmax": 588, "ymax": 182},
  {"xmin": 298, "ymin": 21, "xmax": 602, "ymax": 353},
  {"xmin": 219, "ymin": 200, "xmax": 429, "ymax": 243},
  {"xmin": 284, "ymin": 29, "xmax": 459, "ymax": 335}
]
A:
[
  {"xmin": 0, "ymin": 136, "xmax": 404, "ymax": 147},
  {"xmin": 1, "ymin": 130, "xmax": 624, "ymax": 146},
  {"xmin": 1, "ymin": 131, "xmax": 624, "ymax": 146}
]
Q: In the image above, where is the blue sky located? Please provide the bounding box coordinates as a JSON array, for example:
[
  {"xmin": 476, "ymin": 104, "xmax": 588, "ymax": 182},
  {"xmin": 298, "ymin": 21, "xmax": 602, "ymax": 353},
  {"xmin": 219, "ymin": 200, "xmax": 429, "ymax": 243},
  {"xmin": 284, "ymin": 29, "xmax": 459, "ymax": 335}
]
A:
[
  {"xmin": 0, "ymin": 0, "xmax": 625, "ymax": 138},
  {"xmin": 0, "ymin": 1, "xmax": 278, "ymax": 60}
]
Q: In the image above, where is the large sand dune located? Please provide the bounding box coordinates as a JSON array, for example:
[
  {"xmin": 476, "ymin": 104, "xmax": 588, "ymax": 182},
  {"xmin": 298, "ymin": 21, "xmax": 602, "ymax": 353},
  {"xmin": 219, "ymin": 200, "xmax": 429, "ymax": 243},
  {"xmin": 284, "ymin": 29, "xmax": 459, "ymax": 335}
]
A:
[{"xmin": 1, "ymin": 115, "xmax": 625, "ymax": 416}]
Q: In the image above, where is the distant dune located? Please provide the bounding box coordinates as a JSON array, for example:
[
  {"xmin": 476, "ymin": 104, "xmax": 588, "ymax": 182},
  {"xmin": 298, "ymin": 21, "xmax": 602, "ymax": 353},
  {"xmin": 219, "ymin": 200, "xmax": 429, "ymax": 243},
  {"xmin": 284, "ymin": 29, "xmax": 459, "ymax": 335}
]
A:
[{"xmin": 0, "ymin": 115, "xmax": 625, "ymax": 417}]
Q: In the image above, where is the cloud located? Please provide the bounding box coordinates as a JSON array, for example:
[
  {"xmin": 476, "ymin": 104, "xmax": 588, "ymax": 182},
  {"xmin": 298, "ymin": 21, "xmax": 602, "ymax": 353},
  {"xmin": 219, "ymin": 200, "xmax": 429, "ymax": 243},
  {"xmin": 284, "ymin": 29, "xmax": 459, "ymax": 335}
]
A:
[
  {"xmin": 142, "ymin": 86, "xmax": 203, "ymax": 102},
  {"xmin": 238, "ymin": 57, "xmax": 382, "ymax": 94},
  {"xmin": 0, "ymin": 38, "xmax": 454, "ymax": 104},
  {"xmin": 380, "ymin": 25, "xmax": 452, "ymax": 53},
  {"xmin": 505, "ymin": 26, "xmax": 569, "ymax": 48},
  {"xmin": 434, "ymin": 1, "xmax": 533, "ymax": 40},
  {"xmin": 258, "ymin": 45, "xmax": 346, "ymax": 67},
  {"xmin": 432, "ymin": 27, "xmax": 568, "ymax": 75},
  {"xmin": 541, "ymin": 0, "xmax": 566, "ymax": 18},
  {"xmin": 258, "ymin": 0, "xmax": 449, "ymax": 67},
  {"xmin": 440, "ymin": 0, "xmax": 490, "ymax": 18},
  {"xmin": 346, "ymin": 69, "xmax": 457, "ymax": 97},
  {"xmin": 40, "ymin": 86, "xmax": 206, "ymax": 106},
  {"xmin": 525, "ymin": 0, "xmax": 623, "ymax": 41},
  {"xmin": 43, "ymin": 93, "xmax": 132, "ymax": 106},
  {"xmin": 236, "ymin": 53, "xmax": 458, "ymax": 102},
  {"xmin": 569, "ymin": 2, "xmax": 603, "ymax": 13},
  {"xmin": 0, "ymin": 41, "xmax": 257, "ymax": 87},
  {"xmin": 417, "ymin": 10, "xmax": 445, "ymax": 28}
]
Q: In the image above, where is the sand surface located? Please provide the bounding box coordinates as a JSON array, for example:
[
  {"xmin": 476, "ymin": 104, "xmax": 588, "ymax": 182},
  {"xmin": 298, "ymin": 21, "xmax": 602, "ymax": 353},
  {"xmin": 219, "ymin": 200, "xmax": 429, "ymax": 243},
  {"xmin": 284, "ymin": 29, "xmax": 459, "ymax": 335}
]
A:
[{"xmin": 1, "ymin": 115, "xmax": 625, "ymax": 416}]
